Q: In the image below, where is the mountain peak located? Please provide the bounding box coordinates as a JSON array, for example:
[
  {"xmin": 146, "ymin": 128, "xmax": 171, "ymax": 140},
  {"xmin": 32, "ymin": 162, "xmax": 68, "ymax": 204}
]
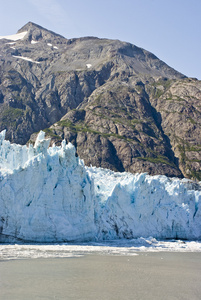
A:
[
  {"xmin": 17, "ymin": 22, "xmax": 65, "ymax": 42},
  {"xmin": 18, "ymin": 21, "xmax": 43, "ymax": 32}
]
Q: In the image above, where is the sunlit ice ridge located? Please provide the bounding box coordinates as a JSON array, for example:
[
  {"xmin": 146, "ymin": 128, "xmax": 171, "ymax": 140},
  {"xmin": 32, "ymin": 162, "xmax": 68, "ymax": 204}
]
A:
[{"xmin": 0, "ymin": 130, "xmax": 200, "ymax": 243}]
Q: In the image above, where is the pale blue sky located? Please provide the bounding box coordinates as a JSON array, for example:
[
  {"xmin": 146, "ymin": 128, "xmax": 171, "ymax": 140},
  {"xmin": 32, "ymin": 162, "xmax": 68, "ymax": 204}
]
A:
[{"xmin": 0, "ymin": 0, "xmax": 200, "ymax": 79}]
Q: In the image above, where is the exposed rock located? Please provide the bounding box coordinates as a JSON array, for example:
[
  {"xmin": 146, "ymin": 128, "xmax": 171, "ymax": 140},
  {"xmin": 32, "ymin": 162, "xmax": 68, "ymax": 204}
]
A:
[{"xmin": 0, "ymin": 22, "xmax": 200, "ymax": 180}]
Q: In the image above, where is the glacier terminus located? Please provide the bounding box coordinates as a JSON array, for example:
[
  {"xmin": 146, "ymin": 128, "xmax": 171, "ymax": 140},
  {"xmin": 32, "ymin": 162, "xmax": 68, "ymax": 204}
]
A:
[{"xmin": 0, "ymin": 130, "xmax": 200, "ymax": 242}]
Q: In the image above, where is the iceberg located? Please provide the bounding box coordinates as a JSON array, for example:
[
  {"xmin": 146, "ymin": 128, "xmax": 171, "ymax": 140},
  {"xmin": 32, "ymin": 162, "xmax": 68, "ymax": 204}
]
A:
[{"xmin": 0, "ymin": 130, "xmax": 200, "ymax": 242}]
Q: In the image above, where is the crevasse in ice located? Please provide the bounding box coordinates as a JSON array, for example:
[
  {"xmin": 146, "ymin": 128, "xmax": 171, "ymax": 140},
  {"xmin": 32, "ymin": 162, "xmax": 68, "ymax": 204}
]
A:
[{"xmin": 0, "ymin": 130, "xmax": 200, "ymax": 242}]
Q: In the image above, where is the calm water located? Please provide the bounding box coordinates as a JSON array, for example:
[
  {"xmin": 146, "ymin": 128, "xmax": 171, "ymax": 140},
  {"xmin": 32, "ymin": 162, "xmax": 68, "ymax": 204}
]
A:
[{"xmin": 0, "ymin": 252, "xmax": 201, "ymax": 300}]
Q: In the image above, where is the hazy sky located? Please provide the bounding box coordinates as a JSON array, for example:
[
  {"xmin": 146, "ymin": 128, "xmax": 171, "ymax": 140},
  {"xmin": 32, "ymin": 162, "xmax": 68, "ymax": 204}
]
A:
[{"xmin": 0, "ymin": 0, "xmax": 200, "ymax": 79}]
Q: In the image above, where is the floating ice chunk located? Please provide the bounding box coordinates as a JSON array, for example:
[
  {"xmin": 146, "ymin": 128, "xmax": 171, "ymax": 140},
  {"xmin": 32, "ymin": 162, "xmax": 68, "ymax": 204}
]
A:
[
  {"xmin": 0, "ymin": 31, "xmax": 27, "ymax": 41},
  {"xmin": 1, "ymin": 240, "xmax": 201, "ymax": 259}
]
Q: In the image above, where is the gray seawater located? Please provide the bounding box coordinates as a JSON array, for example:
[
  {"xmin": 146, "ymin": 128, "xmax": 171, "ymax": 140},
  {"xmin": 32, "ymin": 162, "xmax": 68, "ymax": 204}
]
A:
[{"xmin": 0, "ymin": 252, "xmax": 201, "ymax": 300}]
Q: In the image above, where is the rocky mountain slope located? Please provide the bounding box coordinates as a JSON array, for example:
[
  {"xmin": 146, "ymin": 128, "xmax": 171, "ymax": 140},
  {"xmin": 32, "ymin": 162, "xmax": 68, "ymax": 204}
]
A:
[{"xmin": 0, "ymin": 22, "xmax": 200, "ymax": 180}]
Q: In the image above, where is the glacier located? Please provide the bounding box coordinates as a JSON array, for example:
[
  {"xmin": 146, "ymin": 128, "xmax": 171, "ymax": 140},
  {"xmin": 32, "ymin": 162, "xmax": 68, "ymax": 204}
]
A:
[{"xmin": 0, "ymin": 130, "xmax": 200, "ymax": 242}]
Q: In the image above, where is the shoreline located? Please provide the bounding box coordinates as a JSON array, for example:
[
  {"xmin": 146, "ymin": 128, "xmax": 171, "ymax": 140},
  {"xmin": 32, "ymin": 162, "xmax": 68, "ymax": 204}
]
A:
[{"xmin": 0, "ymin": 238, "xmax": 201, "ymax": 261}]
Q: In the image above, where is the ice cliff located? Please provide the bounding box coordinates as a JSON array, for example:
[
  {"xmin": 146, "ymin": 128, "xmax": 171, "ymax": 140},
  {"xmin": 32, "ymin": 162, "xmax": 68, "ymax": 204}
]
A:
[
  {"xmin": 0, "ymin": 130, "xmax": 95, "ymax": 242},
  {"xmin": 0, "ymin": 131, "xmax": 201, "ymax": 242}
]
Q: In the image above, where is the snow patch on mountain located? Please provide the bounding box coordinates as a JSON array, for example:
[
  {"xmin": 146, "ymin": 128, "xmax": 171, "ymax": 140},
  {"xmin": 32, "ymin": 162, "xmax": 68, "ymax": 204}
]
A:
[
  {"xmin": 0, "ymin": 131, "xmax": 200, "ymax": 242},
  {"xmin": 12, "ymin": 55, "xmax": 41, "ymax": 64},
  {"xmin": 0, "ymin": 31, "xmax": 27, "ymax": 41},
  {"xmin": 86, "ymin": 63, "xmax": 92, "ymax": 68},
  {"xmin": 6, "ymin": 42, "xmax": 16, "ymax": 45}
]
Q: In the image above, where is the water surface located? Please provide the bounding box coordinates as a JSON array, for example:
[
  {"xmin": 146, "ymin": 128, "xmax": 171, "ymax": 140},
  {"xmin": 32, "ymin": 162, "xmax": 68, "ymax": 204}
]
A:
[{"xmin": 0, "ymin": 252, "xmax": 201, "ymax": 300}]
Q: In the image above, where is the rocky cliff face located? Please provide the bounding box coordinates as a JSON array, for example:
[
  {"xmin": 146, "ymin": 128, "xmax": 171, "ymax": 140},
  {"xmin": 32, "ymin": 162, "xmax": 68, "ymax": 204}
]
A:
[{"xmin": 0, "ymin": 22, "xmax": 200, "ymax": 180}]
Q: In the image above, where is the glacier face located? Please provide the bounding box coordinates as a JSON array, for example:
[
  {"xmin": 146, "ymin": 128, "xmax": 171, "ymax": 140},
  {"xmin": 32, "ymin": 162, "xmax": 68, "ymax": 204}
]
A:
[
  {"xmin": 0, "ymin": 131, "xmax": 201, "ymax": 242},
  {"xmin": 0, "ymin": 131, "xmax": 95, "ymax": 242},
  {"xmin": 90, "ymin": 167, "xmax": 201, "ymax": 240}
]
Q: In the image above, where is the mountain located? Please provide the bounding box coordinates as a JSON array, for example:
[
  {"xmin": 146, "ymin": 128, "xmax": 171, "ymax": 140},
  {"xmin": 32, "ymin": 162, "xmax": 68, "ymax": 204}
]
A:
[
  {"xmin": 0, "ymin": 22, "xmax": 200, "ymax": 180},
  {"xmin": 0, "ymin": 131, "xmax": 200, "ymax": 242}
]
